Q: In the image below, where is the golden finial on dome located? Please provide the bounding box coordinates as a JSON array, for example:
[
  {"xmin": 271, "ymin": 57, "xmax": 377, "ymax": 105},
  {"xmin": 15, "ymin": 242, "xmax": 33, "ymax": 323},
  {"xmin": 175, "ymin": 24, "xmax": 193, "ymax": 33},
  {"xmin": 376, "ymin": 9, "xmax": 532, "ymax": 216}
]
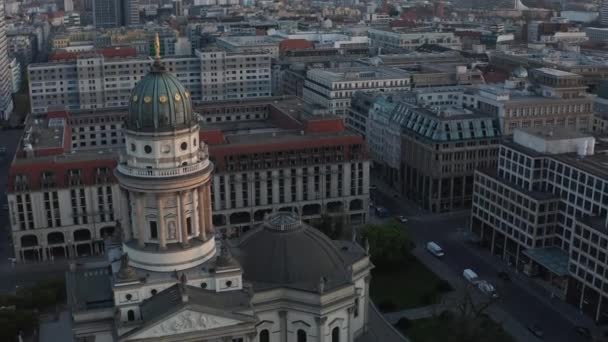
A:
[{"xmin": 154, "ymin": 32, "xmax": 161, "ymax": 60}]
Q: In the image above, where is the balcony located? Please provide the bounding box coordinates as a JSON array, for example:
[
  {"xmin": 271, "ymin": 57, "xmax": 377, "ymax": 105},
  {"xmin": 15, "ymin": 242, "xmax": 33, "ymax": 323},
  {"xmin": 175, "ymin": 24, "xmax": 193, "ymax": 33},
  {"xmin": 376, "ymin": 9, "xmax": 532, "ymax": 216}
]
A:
[{"xmin": 117, "ymin": 159, "xmax": 209, "ymax": 178}]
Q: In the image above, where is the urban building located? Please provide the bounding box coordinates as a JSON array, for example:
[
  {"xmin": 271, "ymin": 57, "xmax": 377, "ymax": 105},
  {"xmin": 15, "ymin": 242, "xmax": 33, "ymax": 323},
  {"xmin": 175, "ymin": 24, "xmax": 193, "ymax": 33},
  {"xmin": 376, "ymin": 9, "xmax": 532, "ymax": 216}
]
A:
[
  {"xmin": 0, "ymin": 2, "xmax": 14, "ymax": 119},
  {"xmin": 216, "ymin": 36, "xmax": 283, "ymax": 58},
  {"xmin": 8, "ymin": 94, "xmax": 370, "ymax": 262},
  {"xmin": 93, "ymin": 0, "xmax": 121, "ymax": 28},
  {"xmin": 601, "ymin": 0, "xmax": 608, "ymax": 26},
  {"xmin": 9, "ymin": 58, "xmax": 21, "ymax": 93},
  {"xmin": 475, "ymin": 67, "xmax": 593, "ymax": 135},
  {"xmin": 28, "ymin": 49, "xmax": 272, "ymax": 114},
  {"xmin": 489, "ymin": 48, "xmax": 608, "ymax": 88},
  {"xmin": 584, "ymin": 27, "xmax": 608, "ymax": 43},
  {"xmin": 470, "ymin": 127, "xmax": 608, "ymax": 322},
  {"xmin": 302, "ymin": 67, "xmax": 411, "ymax": 116},
  {"xmin": 64, "ymin": 52, "xmax": 392, "ymax": 342},
  {"xmin": 367, "ymin": 29, "xmax": 462, "ymax": 52},
  {"xmin": 122, "ymin": 0, "xmax": 140, "ymax": 27}
]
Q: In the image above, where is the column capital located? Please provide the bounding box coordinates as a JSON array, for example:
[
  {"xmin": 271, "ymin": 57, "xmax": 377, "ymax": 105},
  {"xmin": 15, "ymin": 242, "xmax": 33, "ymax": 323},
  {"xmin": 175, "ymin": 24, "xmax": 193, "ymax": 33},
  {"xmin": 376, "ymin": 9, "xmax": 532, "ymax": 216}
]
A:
[{"xmin": 315, "ymin": 316, "xmax": 327, "ymax": 325}]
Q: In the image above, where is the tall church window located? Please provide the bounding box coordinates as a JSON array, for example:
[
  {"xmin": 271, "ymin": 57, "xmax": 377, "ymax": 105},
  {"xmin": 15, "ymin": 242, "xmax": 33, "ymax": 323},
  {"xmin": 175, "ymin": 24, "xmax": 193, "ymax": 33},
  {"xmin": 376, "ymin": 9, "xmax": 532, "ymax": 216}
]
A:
[
  {"xmin": 297, "ymin": 329, "xmax": 307, "ymax": 342},
  {"xmin": 149, "ymin": 221, "xmax": 158, "ymax": 239},
  {"xmin": 332, "ymin": 327, "xmax": 340, "ymax": 342},
  {"xmin": 259, "ymin": 329, "xmax": 269, "ymax": 342},
  {"xmin": 127, "ymin": 310, "xmax": 135, "ymax": 321}
]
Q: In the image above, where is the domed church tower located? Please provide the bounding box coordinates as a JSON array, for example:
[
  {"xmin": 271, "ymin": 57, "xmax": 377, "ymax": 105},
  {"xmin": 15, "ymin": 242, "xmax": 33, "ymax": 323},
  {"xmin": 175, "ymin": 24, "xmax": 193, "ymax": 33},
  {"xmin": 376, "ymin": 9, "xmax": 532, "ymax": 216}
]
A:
[{"xmin": 115, "ymin": 35, "xmax": 215, "ymax": 272}]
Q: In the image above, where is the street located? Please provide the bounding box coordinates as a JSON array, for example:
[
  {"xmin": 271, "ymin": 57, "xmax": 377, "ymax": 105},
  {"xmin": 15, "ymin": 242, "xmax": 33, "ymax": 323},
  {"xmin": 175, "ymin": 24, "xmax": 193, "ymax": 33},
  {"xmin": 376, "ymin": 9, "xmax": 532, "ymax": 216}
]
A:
[{"xmin": 370, "ymin": 178, "xmax": 594, "ymax": 342}]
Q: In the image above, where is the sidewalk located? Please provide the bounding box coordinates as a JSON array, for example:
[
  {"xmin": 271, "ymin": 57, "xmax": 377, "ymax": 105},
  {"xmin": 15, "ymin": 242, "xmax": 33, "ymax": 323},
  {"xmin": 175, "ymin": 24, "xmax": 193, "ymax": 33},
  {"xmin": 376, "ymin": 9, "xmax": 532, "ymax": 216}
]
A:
[
  {"xmin": 382, "ymin": 246, "xmax": 536, "ymax": 342},
  {"xmin": 452, "ymin": 233, "xmax": 596, "ymax": 330}
]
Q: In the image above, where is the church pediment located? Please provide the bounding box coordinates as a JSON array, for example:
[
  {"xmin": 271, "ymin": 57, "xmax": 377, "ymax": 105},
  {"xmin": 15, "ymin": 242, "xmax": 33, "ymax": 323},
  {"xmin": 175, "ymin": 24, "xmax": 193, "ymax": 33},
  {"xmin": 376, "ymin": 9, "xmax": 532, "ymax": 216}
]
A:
[{"xmin": 125, "ymin": 309, "xmax": 245, "ymax": 340}]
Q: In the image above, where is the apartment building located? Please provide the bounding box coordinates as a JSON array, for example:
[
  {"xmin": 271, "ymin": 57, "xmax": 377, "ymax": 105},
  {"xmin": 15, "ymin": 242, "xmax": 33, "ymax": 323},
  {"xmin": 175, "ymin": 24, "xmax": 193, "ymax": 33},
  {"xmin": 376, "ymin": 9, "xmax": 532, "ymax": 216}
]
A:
[
  {"xmin": 302, "ymin": 66, "xmax": 411, "ymax": 116},
  {"xmin": 28, "ymin": 49, "xmax": 272, "ymax": 114},
  {"xmin": 8, "ymin": 97, "xmax": 370, "ymax": 262},
  {"xmin": 475, "ymin": 68, "xmax": 593, "ymax": 135},
  {"xmin": 470, "ymin": 127, "xmax": 608, "ymax": 322},
  {"xmin": 367, "ymin": 29, "xmax": 462, "ymax": 52}
]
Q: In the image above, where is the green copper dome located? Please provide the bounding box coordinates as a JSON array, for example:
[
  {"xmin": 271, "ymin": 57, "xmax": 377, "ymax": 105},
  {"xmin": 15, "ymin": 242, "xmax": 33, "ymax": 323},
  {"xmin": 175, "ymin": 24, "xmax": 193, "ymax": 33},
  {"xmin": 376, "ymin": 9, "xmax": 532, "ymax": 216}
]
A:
[{"xmin": 127, "ymin": 61, "xmax": 195, "ymax": 132}]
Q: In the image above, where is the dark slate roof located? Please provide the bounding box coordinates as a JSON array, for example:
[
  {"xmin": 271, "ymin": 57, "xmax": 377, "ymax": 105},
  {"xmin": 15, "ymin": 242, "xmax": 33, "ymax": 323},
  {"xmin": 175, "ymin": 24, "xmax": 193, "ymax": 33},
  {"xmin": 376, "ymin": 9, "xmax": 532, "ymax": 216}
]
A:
[
  {"xmin": 141, "ymin": 284, "xmax": 253, "ymax": 322},
  {"xmin": 127, "ymin": 60, "xmax": 195, "ymax": 132},
  {"xmin": 231, "ymin": 212, "xmax": 366, "ymax": 292},
  {"xmin": 67, "ymin": 264, "xmax": 114, "ymax": 311}
]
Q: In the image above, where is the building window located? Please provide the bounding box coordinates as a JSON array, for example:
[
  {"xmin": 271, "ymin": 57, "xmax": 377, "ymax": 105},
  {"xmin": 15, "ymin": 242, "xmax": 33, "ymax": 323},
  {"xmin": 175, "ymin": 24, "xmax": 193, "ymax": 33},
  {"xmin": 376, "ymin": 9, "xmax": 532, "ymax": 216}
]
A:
[
  {"xmin": 131, "ymin": 143, "xmax": 136, "ymax": 152},
  {"xmin": 181, "ymin": 142, "xmax": 188, "ymax": 150},
  {"xmin": 200, "ymin": 282, "xmax": 207, "ymax": 289},
  {"xmin": 127, "ymin": 310, "xmax": 135, "ymax": 321},
  {"xmin": 259, "ymin": 330, "xmax": 269, "ymax": 342},
  {"xmin": 297, "ymin": 329, "xmax": 307, "ymax": 342},
  {"xmin": 151, "ymin": 289, "xmax": 157, "ymax": 295},
  {"xmin": 186, "ymin": 217, "xmax": 192, "ymax": 235},
  {"xmin": 149, "ymin": 221, "xmax": 158, "ymax": 239},
  {"xmin": 144, "ymin": 145, "xmax": 152, "ymax": 154},
  {"xmin": 332, "ymin": 327, "xmax": 340, "ymax": 342},
  {"xmin": 126, "ymin": 294, "xmax": 132, "ymax": 300}
]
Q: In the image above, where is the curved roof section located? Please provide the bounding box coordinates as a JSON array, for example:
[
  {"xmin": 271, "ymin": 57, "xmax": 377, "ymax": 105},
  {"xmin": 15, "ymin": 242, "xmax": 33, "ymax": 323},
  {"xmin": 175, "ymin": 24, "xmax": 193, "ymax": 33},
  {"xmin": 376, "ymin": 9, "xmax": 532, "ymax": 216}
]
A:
[
  {"xmin": 231, "ymin": 212, "xmax": 365, "ymax": 292},
  {"xmin": 127, "ymin": 61, "xmax": 195, "ymax": 132}
]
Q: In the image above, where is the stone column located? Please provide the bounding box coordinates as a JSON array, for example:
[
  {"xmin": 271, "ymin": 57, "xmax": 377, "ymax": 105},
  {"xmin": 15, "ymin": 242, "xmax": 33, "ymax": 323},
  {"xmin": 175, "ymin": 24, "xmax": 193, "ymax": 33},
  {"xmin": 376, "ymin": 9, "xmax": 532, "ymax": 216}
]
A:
[
  {"xmin": 120, "ymin": 189, "xmax": 132, "ymax": 241},
  {"xmin": 363, "ymin": 275, "xmax": 371, "ymax": 333},
  {"xmin": 198, "ymin": 186, "xmax": 207, "ymax": 241},
  {"xmin": 157, "ymin": 195, "xmax": 167, "ymax": 250},
  {"xmin": 192, "ymin": 189, "xmax": 200, "ymax": 237},
  {"xmin": 204, "ymin": 184, "xmax": 213, "ymax": 235},
  {"xmin": 316, "ymin": 317, "xmax": 327, "ymax": 342},
  {"xmin": 279, "ymin": 311, "xmax": 287, "ymax": 342},
  {"xmin": 180, "ymin": 191, "xmax": 190, "ymax": 247},
  {"xmin": 136, "ymin": 193, "xmax": 145, "ymax": 248},
  {"xmin": 347, "ymin": 307, "xmax": 354, "ymax": 342}
]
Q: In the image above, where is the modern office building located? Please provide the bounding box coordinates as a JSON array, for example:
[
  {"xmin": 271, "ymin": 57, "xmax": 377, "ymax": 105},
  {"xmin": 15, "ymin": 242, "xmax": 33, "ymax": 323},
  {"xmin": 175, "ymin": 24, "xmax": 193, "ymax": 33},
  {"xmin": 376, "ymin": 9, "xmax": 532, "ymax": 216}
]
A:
[
  {"xmin": 8, "ymin": 96, "xmax": 370, "ymax": 263},
  {"xmin": 0, "ymin": 2, "xmax": 14, "ymax": 120},
  {"xmin": 302, "ymin": 67, "xmax": 411, "ymax": 116},
  {"xmin": 28, "ymin": 49, "xmax": 272, "ymax": 114},
  {"xmin": 93, "ymin": 0, "xmax": 121, "ymax": 28},
  {"xmin": 470, "ymin": 127, "xmax": 608, "ymax": 322}
]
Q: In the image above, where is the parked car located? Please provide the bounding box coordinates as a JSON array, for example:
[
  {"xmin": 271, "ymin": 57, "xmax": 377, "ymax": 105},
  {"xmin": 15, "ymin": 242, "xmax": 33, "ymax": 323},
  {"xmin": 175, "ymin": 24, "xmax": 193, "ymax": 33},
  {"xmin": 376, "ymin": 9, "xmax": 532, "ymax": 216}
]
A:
[
  {"xmin": 527, "ymin": 324, "xmax": 544, "ymax": 339},
  {"xmin": 375, "ymin": 206, "xmax": 389, "ymax": 218},
  {"xmin": 462, "ymin": 269, "xmax": 479, "ymax": 283},
  {"xmin": 426, "ymin": 242, "xmax": 445, "ymax": 258},
  {"xmin": 497, "ymin": 271, "xmax": 511, "ymax": 282},
  {"xmin": 476, "ymin": 280, "xmax": 499, "ymax": 299},
  {"xmin": 397, "ymin": 215, "xmax": 408, "ymax": 223}
]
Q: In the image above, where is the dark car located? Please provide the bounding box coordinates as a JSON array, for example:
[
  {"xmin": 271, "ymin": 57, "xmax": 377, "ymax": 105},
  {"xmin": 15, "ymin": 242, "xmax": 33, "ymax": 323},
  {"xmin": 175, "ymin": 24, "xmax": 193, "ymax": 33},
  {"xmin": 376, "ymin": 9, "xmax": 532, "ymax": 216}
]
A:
[
  {"xmin": 528, "ymin": 324, "xmax": 544, "ymax": 339},
  {"xmin": 574, "ymin": 326, "xmax": 591, "ymax": 339},
  {"xmin": 498, "ymin": 271, "xmax": 511, "ymax": 281}
]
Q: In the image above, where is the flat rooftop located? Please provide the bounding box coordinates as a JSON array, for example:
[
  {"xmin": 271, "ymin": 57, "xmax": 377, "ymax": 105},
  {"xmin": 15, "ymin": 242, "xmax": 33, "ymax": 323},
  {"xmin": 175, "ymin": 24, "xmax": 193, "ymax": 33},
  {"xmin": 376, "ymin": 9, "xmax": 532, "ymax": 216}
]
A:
[
  {"xmin": 534, "ymin": 67, "xmax": 582, "ymax": 78},
  {"xmin": 309, "ymin": 66, "xmax": 411, "ymax": 82},
  {"xmin": 516, "ymin": 127, "xmax": 592, "ymax": 141}
]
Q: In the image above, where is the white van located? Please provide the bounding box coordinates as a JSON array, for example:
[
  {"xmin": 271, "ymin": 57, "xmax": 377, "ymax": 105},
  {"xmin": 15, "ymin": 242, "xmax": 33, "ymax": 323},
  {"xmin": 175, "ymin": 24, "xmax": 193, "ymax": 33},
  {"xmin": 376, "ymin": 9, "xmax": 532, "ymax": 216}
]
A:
[
  {"xmin": 426, "ymin": 242, "xmax": 444, "ymax": 257},
  {"xmin": 463, "ymin": 269, "xmax": 479, "ymax": 283}
]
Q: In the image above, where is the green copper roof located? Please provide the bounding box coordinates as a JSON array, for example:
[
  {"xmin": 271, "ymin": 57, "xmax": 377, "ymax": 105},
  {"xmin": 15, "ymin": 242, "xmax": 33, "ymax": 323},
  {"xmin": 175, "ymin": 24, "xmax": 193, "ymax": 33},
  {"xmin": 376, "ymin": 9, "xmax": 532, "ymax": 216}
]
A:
[{"xmin": 127, "ymin": 61, "xmax": 195, "ymax": 132}]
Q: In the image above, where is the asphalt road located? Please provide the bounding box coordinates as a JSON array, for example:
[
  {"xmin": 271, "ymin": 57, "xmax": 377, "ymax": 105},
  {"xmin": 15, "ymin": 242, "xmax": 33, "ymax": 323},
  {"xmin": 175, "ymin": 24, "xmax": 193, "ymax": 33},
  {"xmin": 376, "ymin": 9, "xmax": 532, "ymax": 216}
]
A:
[{"xmin": 370, "ymin": 183, "xmax": 591, "ymax": 342}]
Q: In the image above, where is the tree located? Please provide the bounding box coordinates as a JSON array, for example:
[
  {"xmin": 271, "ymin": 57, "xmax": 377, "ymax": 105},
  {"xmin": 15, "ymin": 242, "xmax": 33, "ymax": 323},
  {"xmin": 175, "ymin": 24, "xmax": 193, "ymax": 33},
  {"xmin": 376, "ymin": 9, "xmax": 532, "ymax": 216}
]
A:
[
  {"xmin": 314, "ymin": 214, "xmax": 345, "ymax": 240},
  {"xmin": 361, "ymin": 221, "xmax": 413, "ymax": 268}
]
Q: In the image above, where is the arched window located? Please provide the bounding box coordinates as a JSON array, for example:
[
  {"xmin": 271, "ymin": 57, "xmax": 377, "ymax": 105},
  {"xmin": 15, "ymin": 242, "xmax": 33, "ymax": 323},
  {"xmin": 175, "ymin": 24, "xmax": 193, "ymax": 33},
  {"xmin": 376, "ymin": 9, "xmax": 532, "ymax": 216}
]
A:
[
  {"xmin": 127, "ymin": 310, "xmax": 135, "ymax": 321},
  {"xmin": 297, "ymin": 329, "xmax": 307, "ymax": 342},
  {"xmin": 259, "ymin": 329, "xmax": 269, "ymax": 342},
  {"xmin": 332, "ymin": 327, "xmax": 340, "ymax": 342}
]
